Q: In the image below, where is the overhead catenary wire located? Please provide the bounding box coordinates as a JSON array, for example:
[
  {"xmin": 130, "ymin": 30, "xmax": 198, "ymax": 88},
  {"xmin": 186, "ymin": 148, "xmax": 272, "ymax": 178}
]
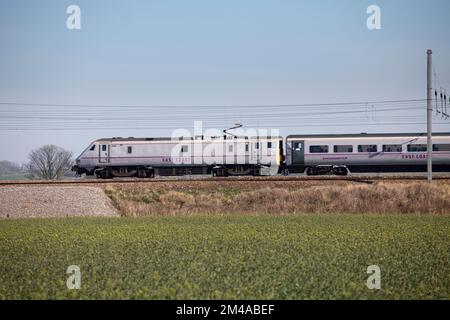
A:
[
  {"xmin": 0, "ymin": 106, "xmax": 426, "ymax": 121},
  {"xmin": 0, "ymin": 98, "xmax": 448, "ymax": 131},
  {"xmin": 1, "ymin": 122, "xmax": 449, "ymax": 131},
  {"xmin": 432, "ymin": 65, "xmax": 450, "ymax": 120},
  {"xmin": 0, "ymin": 98, "xmax": 427, "ymax": 109}
]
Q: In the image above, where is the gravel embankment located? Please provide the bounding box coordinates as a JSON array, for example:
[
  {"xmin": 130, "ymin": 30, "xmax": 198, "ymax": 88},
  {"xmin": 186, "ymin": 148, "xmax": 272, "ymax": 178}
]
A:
[{"xmin": 0, "ymin": 186, "xmax": 119, "ymax": 218}]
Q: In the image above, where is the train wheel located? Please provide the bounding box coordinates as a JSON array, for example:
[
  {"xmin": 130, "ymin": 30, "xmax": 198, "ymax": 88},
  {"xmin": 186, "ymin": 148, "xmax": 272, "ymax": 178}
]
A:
[
  {"xmin": 137, "ymin": 170, "xmax": 147, "ymax": 178},
  {"xmin": 100, "ymin": 169, "xmax": 113, "ymax": 179}
]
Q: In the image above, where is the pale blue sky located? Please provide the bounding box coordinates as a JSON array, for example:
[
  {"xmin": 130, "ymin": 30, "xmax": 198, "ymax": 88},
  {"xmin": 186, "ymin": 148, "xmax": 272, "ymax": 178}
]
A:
[{"xmin": 1, "ymin": 0, "xmax": 450, "ymax": 162}]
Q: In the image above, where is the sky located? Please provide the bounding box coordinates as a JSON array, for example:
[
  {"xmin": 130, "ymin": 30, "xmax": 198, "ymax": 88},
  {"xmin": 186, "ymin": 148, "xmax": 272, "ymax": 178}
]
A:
[{"xmin": 0, "ymin": 0, "xmax": 450, "ymax": 163}]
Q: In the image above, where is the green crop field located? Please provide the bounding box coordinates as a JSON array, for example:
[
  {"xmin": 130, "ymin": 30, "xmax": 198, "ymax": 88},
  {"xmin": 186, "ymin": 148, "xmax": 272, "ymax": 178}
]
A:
[
  {"xmin": 0, "ymin": 215, "xmax": 449, "ymax": 299},
  {"xmin": 0, "ymin": 174, "xmax": 28, "ymax": 180}
]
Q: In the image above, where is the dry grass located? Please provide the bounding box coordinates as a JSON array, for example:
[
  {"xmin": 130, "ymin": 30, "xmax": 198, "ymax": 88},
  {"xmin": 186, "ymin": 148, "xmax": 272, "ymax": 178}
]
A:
[{"xmin": 104, "ymin": 181, "xmax": 450, "ymax": 216}]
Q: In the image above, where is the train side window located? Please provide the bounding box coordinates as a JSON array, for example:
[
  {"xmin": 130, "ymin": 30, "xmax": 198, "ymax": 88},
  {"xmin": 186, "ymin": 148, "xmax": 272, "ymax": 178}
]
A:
[
  {"xmin": 433, "ymin": 144, "xmax": 450, "ymax": 151},
  {"xmin": 407, "ymin": 144, "xmax": 427, "ymax": 152},
  {"xmin": 256, "ymin": 142, "xmax": 259, "ymax": 149},
  {"xmin": 382, "ymin": 144, "xmax": 402, "ymax": 152},
  {"xmin": 181, "ymin": 145, "xmax": 189, "ymax": 153},
  {"xmin": 267, "ymin": 142, "xmax": 272, "ymax": 149},
  {"xmin": 293, "ymin": 142, "xmax": 302, "ymax": 151},
  {"xmin": 358, "ymin": 145, "xmax": 377, "ymax": 152},
  {"xmin": 309, "ymin": 145, "xmax": 329, "ymax": 153},
  {"xmin": 245, "ymin": 143, "xmax": 249, "ymax": 152},
  {"xmin": 127, "ymin": 146, "xmax": 132, "ymax": 154},
  {"xmin": 102, "ymin": 145, "xmax": 107, "ymax": 152},
  {"xmin": 89, "ymin": 145, "xmax": 96, "ymax": 151},
  {"xmin": 333, "ymin": 145, "xmax": 353, "ymax": 153}
]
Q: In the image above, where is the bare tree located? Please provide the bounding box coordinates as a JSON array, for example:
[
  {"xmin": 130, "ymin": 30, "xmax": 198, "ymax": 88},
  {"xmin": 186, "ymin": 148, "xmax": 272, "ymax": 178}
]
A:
[{"xmin": 26, "ymin": 145, "xmax": 74, "ymax": 180}]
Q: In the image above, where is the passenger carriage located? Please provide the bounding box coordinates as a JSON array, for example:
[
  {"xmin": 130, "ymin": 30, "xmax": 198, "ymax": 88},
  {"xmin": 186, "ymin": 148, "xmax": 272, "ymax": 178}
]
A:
[{"xmin": 286, "ymin": 133, "xmax": 450, "ymax": 175}]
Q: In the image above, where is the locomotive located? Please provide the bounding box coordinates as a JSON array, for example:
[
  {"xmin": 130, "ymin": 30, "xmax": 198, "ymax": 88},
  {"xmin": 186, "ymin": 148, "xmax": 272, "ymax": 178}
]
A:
[
  {"xmin": 72, "ymin": 135, "xmax": 283, "ymax": 179},
  {"xmin": 72, "ymin": 132, "xmax": 450, "ymax": 178}
]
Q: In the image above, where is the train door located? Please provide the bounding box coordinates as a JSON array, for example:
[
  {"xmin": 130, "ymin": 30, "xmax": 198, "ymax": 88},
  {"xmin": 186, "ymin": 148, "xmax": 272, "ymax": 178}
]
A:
[
  {"xmin": 99, "ymin": 144, "xmax": 110, "ymax": 163},
  {"xmin": 250, "ymin": 141, "xmax": 258, "ymax": 163},
  {"xmin": 291, "ymin": 140, "xmax": 304, "ymax": 165},
  {"xmin": 250, "ymin": 141, "xmax": 259, "ymax": 163},
  {"xmin": 245, "ymin": 141, "xmax": 250, "ymax": 164}
]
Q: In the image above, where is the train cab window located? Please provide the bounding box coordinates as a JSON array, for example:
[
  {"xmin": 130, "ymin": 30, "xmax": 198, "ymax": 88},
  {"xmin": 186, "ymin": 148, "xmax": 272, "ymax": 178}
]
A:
[
  {"xmin": 407, "ymin": 144, "xmax": 427, "ymax": 152},
  {"xmin": 293, "ymin": 142, "xmax": 302, "ymax": 151},
  {"xmin": 102, "ymin": 145, "xmax": 107, "ymax": 152},
  {"xmin": 333, "ymin": 145, "xmax": 353, "ymax": 153},
  {"xmin": 89, "ymin": 145, "xmax": 96, "ymax": 151},
  {"xmin": 267, "ymin": 142, "xmax": 272, "ymax": 149},
  {"xmin": 433, "ymin": 144, "xmax": 450, "ymax": 151},
  {"xmin": 127, "ymin": 146, "xmax": 132, "ymax": 154},
  {"xmin": 181, "ymin": 145, "xmax": 189, "ymax": 153},
  {"xmin": 358, "ymin": 145, "xmax": 377, "ymax": 153},
  {"xmin": 309, "ymin": 145, "xmax": 329, "ymax": 153},
  {"xmin": 382, "ymin": 144, "xmax": 402, "ymax": 152}
]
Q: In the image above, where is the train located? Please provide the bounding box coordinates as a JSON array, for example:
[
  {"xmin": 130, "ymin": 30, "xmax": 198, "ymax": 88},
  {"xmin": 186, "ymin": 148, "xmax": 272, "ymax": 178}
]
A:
[{"xmin": 72, "ymin": 132, "xmax": 450, "ymax": 178}]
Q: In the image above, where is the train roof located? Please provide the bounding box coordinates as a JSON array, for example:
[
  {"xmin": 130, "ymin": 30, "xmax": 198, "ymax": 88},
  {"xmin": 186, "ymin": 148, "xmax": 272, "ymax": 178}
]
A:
[
  {"xmin": 92, "ymin": 133, "xmax": 450, "ymax": 143},
  {"xmin": 94, "ymin": 136, "xmax": 283, "ymax": 143},
  {"xmin": 287, "ymin": 132, "xmax": 450, "ymax": 139}
]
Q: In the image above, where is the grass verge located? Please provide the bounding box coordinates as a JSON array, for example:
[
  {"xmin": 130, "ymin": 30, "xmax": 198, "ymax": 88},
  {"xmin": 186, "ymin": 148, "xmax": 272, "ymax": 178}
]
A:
[{"xmin": 104, "ymin": 182, "xmax": 450, "ymax": 216}]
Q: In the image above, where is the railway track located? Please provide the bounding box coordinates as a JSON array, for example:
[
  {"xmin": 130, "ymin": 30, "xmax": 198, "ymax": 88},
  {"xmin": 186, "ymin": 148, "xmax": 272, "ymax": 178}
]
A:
[{"xmin": 1, "ymin": 174, "xmax": 450, "ymax": 185}]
